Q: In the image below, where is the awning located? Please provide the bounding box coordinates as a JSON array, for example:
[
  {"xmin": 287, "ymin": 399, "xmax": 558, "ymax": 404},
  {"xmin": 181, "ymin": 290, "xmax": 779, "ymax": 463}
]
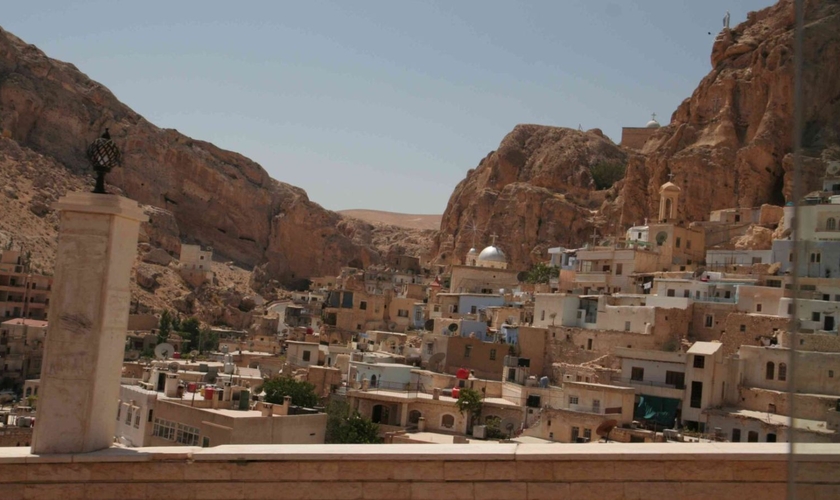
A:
[{"xmin": 634, "ymin": 395, "xmax": 680, "ymax": 427}]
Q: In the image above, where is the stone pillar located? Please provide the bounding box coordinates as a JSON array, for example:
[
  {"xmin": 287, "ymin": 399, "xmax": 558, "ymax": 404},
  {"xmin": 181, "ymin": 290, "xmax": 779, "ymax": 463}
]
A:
[{"xmin": 31, "ymin": 193, "xmax": 147, "ymax": 454}]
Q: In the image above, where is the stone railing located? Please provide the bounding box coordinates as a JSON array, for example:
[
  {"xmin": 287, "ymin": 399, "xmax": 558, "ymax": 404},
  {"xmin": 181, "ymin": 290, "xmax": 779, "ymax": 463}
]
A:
[{"xmin": 0, "ymin": 442, "xmax": 838, "ymax": 499}]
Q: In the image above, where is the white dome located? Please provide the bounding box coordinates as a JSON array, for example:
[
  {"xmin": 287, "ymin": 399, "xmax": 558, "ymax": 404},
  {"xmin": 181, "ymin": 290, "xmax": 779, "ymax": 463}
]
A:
[
  {"xmin": 477, "ymin": 245, "xmax": 506, "ymax": 263},
  {"xmin": 467, "ymin": 247, "xmax": 478, "ymax": 255},
  {"xmin": 645, "ymin": 119, "xmax": 660, "ymax": 129}
]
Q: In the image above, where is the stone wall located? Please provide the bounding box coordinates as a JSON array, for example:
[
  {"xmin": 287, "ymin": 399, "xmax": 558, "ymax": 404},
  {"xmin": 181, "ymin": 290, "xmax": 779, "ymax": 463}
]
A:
[{"xmin": 0, "ymin": 443, "xmax": 837, "ymax": 499}]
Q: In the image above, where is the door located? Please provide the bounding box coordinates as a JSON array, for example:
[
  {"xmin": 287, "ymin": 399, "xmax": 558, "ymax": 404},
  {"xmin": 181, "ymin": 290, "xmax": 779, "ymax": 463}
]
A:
[
  {"xmin": 825, "ymin": 316, "xmax": 835, "ymax": 331},
  {"xmin": 157, "ymin": 373, "xmax": 166, "ymax": 391}
]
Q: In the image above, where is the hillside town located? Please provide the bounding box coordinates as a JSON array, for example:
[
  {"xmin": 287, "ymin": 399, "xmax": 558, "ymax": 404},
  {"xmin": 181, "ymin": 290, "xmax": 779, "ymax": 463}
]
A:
[
  {"xmin": 4, "ymin": 169, "xmax": 840, "ymax": 448},
  {"xmin": 1, "ymin": 0, "xmax": 839, "ymax": 497}
]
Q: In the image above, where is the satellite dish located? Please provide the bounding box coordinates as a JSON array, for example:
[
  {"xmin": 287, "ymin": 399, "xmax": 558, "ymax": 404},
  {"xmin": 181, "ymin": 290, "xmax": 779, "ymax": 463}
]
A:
[
  {"xmin": 168, "ymin": 362, "xmax": 180, "ymax": 373},
  {"xmin": 596, "ymin": 419, "xmax": 618, "ymax": 442},
  {"xmin": 427, "ymin": 352, "xmax": 445, "ymax": 373},
  {"xmin": 447, "ymin": 323, "xmax": 459, "ymax": 333},
  {"xmin": 693, "ymin": 266, "xmax": 707, "ymax": 278},
  {"xmin": 154, "ymin": 343, "xmax": 175, "ymax": 360},
  {"xmin": 424, "ymin": 319, "xmax": 434, "ymax": 331}
]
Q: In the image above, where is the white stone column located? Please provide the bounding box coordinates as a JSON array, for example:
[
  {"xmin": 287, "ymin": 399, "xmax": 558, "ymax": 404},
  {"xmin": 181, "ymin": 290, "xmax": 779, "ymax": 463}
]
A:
[
  {"xmin": 31, "ymin": 193, "xmax": 147, "ymax": 454},
  {"xmin": 400, "ymin": 403, "xmax": 409, "ymax": 427}
]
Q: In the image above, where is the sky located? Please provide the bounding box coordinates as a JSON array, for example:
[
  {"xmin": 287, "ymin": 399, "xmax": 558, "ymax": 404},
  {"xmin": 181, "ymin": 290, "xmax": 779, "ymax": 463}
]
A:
[{"xmin": 4, "ymin": 0, "xmax": 771, "ymax": 214}]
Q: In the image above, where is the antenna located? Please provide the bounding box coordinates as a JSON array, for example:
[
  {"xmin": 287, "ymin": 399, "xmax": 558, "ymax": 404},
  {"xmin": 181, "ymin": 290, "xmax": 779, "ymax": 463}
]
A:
[{"xmin": 154, "ymin": 343, "xmax": 174, "ymax": 360}]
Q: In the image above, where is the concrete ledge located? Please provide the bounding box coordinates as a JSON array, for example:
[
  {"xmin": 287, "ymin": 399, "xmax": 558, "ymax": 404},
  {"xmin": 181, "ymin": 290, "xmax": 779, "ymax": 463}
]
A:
[{"xmin": 0, "ymin": 443, "xmax": 837, "ymax": 499}]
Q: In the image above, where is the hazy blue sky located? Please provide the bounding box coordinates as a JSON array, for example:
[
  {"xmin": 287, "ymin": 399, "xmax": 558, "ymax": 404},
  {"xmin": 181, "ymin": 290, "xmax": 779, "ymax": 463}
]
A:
[{"xmin": 5, "ymin": 0, "xmax": 770, "ymax": 214}]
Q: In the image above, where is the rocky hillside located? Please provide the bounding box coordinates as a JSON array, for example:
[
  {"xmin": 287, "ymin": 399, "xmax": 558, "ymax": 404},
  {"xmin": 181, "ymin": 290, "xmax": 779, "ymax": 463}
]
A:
[
  {"xmin": 430, "ymin": 125, "xmax": 628, "ymax": 269},
  {"xmin": 611, "ymin": 0, "xmax": 840, "ymax": 227},
  {"xmin": 0, "ymin": 26, "xmax": 408, "ymax": 286}
]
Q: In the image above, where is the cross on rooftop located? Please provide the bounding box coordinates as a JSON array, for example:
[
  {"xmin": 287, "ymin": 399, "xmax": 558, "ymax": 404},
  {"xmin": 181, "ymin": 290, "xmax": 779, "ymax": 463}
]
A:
[
  {"xmin": 651, "ymin": 112, "xmax": 657, "ymax": 121},
  {"xmin": 668, "ymin": 172, "xmax": 675, "ymax": 182},
  {"xmin": 489, "ymin": 233, "xmax": 498, "ymax": 246}
]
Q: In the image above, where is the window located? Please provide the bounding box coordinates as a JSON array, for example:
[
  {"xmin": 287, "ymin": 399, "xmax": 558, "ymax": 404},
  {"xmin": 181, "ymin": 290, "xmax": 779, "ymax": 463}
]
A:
[
  {"xmin": 767, "ymin": 433, "xmax": 777, "ymax": 442},
  {"xmin": 704, "ymin": 315, "xmax": 714, "ymax": 328},
  {"xmin": 724, "ymin": 291, "xmax": 732, "ymax": 299},
  {"xmin": 153, "ymin": 418, "xmax": 176, "ymax": 441},
  {"xmin": 464, "ymin": 345, "xmax": 472, "ymax": 358},
  {"xmin": 828, "ymin": 218, "xmax": 837, "ymax": 230},
  {"xmin": 116, "ymin": 403, "xmax": 122, "ymax": 421},
  {"xmin": 624, "ymin": 321, "xmax": 631, "ymax": 332},
  {"xmin": 810, "ymin": 252, "xmax": 821, "ymax": 263},
  {"xmin": 756, "ymin": 304, "xmax": 762, "ymax": 312},
  {"xmin": 690, "ymin": 381, "xmax": 703, "ymax": 409},
  {"xmin": 126, "ymin": 407, "xmax": 133, "ymax": 425},
  {"xmin": 397, "ymin": 309, "xmax": 409, "ymax": 318},
  {"xmin": 571, "ymin": 427, "xmax": 580, "ymax": 441},
  {"xmin": 359, "ymin": 301, "xmax": 367, "ymax": 310},
  {"xmin": 812, "ymin": 312, "xmax": 821, "ymax": 322},
  {"xmin": 148, "ymin": 410, "xmax": 154, "ymax": 423},
  {"xmin": 176, "ymin": 423, "xmax": 200, "ymax": 446},
  {"xmin": 676, "ymin": 237, "xmax": 681, "ymax": 248},
  {"xmin": 541, "ymin": 310, "xmax": 545, "ymax": 321},
  {"xmin": 470, "ymin": 306, "xmax": 477, "ymax": 315},
  {"xmin": 665, "ymin": 371, "xmax": 685, "ymax": 389},
  {"xmin": 134, "ymin": 411, "xmax": 141, "ymax": 429},
  {"xmin": 788, "ymin": 303, "xmax": 794, "ymax": 314},
  {"xmin": 740, "ymin": 324, "xmax": 746, "ymax": 332},
  {"xmin": 441, "ymin": 414, "xmax": 455, "ymax": 429},
  {"xmin": 587, "ymin": 339, "xmax": 593, "ymax": 350},
  {"xmin": 667, "ymin": 289, "xmax": 675, "ymax": 297},
  {"xmin": 686, "ymin": 239, "xmax": 691, "ymax": 249},
  {"xmin": 747, "ymin": 431, "xmax": 758, "ymax": 442},
  {"xmin": 489, "ymin": 349, "xmax": 497, "ymax": 361},
  {"xmin": 766, "ymin": 362, "xmax": 775, "ymax": 380},
  {"xmin": 631, "ymin": 367, "xmax": 644, "ymax": 381},
  {"xmin": 731, "ymin": 429, "xmax": 741, "ymax": 442},
  {"xmin": 583, "ymin": 428, "xmax": 592, "ymax": 440},
  {"xmin": 426, "ymin": 343, "xmax": 434, "ymax": 355},
  {"xmin": 683, "ymin": 290, "xmax": 690, "ymax": 298},
  {"xmin": 302, "ymin": 350, "xmax": 311, "ymax": 362},
  {"xmin": 693, "ymin": 355, "xmax": 705, "ymax": 369},
  {"xmin": 569, "ymin": 396, "xmax": 579, "ymax": 405},
  {"xmin": 779, "ymin": 363, "xmax": 787, "ymax": 381},
  {"xmin": 830, "ymin": 370, "xmax": 835, "ymax": 378},
  {"xmin": 592, "ymin": 400, "xmax": 600, "ymax": 413},
  {"xmin": 615, "ymin": 264, "xmax": 623, "ymax": 275}
]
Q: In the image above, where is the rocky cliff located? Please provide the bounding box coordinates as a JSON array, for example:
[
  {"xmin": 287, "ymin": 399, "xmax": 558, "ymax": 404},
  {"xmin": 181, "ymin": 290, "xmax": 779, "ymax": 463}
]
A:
[
  {"xmin": 431, "ymin": 125, "xmax": 628, "ymax": 269},
  {"xmin": 433, "ymin": 0, "xmax": 840, "ymax": 271},
  {"xmin": 0, "ymin": 27, "xmax": 397, "ymax": 285},
  {"xmin": 611, "ymin": 0, "xmax": 840, "ymax": 227}
]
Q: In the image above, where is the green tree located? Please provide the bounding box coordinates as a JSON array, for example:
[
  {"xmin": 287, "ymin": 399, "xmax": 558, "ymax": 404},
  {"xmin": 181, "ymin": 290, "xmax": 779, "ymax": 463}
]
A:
[
  {"xmin": 455, "ymin": 388, "xmax": 483, "ymax": 432},
  {"xmin": 157, "ymin": 310, "xmax": 173, "ymax": 345},
  {"xmin": 589, "ymin": 160, "xmax": 626, "ymax": 190},
  {"xmin": 178, "ymin": 317, "xmax": 202, "ymax": 352},
  {"xmin": 325, "ymin": 400, "xmax": 381, "ymax": 444},
  {"xmin": 525, "ymin": 262, "xmax": 559, "ymax": 284},
  {"xmin": 260, "ymin": 377, "xmax": 319, "ymax": 408}
]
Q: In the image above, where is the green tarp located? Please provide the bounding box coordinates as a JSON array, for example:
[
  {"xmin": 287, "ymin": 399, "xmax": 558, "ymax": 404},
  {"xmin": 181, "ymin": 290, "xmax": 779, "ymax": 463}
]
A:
[{"xmin": 634, "ymin": 395, "xmax": 680, "ymax": 427}]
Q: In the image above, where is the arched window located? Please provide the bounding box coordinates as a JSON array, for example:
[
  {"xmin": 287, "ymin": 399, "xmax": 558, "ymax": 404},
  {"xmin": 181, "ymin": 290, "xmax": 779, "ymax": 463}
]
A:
[
  {"xmin": 766, "ymin": 362, "xmax": 775, "ymax": 380},
  {"xmin": 828, "ymin": 218, "xmax": 837, "ymax": 231},
  {"xmin": 778, "ymin": 363, "xmax": 787, "ymax": 381},
  {"xmin": 664, "ymin": 199, "xmax": 673, "ymax": 219},
  {"xmin": 408, "ymin": 410, "xmax": 422, "ymax": 425},
  {"xmin": 441, "ymin": 414, "xmax": 455, "ymax": 429}
]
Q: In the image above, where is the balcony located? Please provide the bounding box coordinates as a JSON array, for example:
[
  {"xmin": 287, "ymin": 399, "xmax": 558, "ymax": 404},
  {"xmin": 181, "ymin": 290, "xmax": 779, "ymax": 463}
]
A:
[
  {"xmin": 573, "ymin": 272, "xmax": 608, "ymax": 284},
  {"xmin": 613, "ymin": 377, "xmax": 686, "ymax": 399}
]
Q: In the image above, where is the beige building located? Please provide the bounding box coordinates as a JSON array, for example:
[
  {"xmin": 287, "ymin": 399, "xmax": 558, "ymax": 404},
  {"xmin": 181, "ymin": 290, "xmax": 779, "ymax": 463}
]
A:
[
  {"xmin": 619, "ymin": 113, "xmax": 661, "ymax": 150},
  {"xmin": 178, "ymin": 244, "xmax": 214, "ymax": 286},
  {"xmin": 116, "ymin": 383, "xmax": 326, "ymax": 448},
  {"xmin": 0, "ymin": 318, "xmax": 47, "ymax": 386},
  {"xmin": 0, "ymin": 251, "xmax": 51, "ymax": 321}
]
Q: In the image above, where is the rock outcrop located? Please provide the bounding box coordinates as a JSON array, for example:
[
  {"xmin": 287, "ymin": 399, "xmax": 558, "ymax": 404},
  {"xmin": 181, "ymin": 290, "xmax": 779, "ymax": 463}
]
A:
[
  {"xmin": 431, "ymin": 125, "xmax": 627, "ymax": 270},
  {"xmin": 611, "ymin": 0, "xmax": 840, "ymax": 227},
  {"xmin": 0, "ymin": 27, "xmax": 385, "ymax": 285}
]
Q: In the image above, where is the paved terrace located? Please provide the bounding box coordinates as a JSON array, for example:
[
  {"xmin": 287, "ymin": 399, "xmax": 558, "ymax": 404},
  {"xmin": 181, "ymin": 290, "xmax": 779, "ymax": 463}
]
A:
[{"xmin": 0, "ymin": 443, "xmax": 837, "ymax": 499}]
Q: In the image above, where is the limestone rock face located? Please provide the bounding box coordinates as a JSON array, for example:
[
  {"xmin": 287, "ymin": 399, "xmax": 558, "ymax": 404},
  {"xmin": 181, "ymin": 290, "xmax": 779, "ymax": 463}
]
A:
[
  {"xmin": 0, "ymin": 27, "xmax": 381, "ymax": 284},
  {"xmin": 141, "ymin": 248, "xmax": 173, "ymax": 267},
  {"xmin": 431, "ymin": 125, "xmax": 627, "ymax": 270},
  {"xmin": 612, "ymin": 0, "xmax": 840, "ymax": 227}
]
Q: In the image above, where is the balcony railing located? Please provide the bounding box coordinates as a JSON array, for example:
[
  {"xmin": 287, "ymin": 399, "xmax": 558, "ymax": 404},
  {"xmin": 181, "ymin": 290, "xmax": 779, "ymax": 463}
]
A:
[{"xmin": 612, "ymin": 376, "xmax": 685, "ymax": 391}]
